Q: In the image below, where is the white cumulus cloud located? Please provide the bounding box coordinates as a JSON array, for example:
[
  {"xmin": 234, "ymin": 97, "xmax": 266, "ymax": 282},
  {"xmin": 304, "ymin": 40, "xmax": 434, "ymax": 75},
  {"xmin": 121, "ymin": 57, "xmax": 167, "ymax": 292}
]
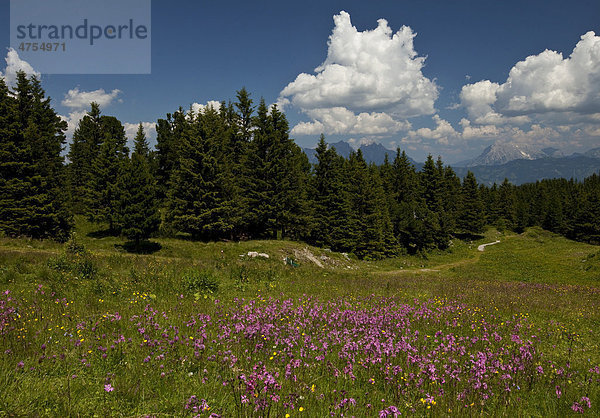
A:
[
  {"xmin": 280, "ymin": 11, "xmax": 438, "ymax": 136},
  {"xmin": 191, "ymin": 100, "xmax": 222, "ymax": 115},
  {"xmin": 62, "ymin": 88, "xmax": 122, "ymax": 110},
  {"xmin": 408, "ymin": 115, "xmax": 458, "ymax": 145},
  {"xmin": 0, "ymin": 48, "xmax": 41, "ymax": 88},
  {"xmin": 292, "ymin": 107, "xmax": 411, "ymax": 136},
  {"xmin": 461, "ymin": 31, "xmax": 600, "ymax": 122}
]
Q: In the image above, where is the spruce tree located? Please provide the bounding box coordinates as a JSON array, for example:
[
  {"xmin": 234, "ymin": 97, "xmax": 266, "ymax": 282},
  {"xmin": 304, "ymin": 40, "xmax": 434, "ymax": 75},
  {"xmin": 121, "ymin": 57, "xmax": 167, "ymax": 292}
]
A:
[
  {"xmin": 328, "ymin": 153, "xmax": 352, "ymax": 251},
  {"xmin": 199, "ymin": 105, "xmax": 235, "ymax": 237},
  {"xmin": 235, "ymin": 87, "xmax": 254, "ymax": 143},
  {"xmin": 166, "ymin": 109, "xmax": 232, "ymax": 239},
  {"xmin": 573, "ymin": 175, "xmax": 600, "ymax": 244},
  {"xmin": 442, "ymin": 164, "xmax": 461, "ymax": 235},
  {"xmin": 86, "ymin": 116, "xmax": 128, "ymax": 231},
  {"xmin": 268, "ymin": 104, "xmax": 308, "ymax": 239},
  {"xmin": 0, "ymin": 77, "xmax": 21, "ymax": 236},
  {"xmin": 117, "ymin": 124, "xmax": 160, "ymax": 245},
  {"xmin": 0, "ymin": 72, "xmax": 71, "ymax": 239},
  {"xmin": 497, "ymin": 178, "xmax": 516, "ymax": 231},
  {"xmin": 388, "ymin": 149, "xmax": 427, "ymax": 252},
  {"xmin": 155, "ymin": 109, "xmax": 185, "ymax": 200},
  {"xmin": 240, "ymin": 99, "xmax": 275, "ymax": 237},
  {"xmin": 345, "ymin": 150, "xmax": 396, "ymax": 259},
  {"xmin": 309, "ymin": 134, "xmax": 335, "ymax": 246},
  {"xmin": 457, "ymin": 171, "xmax": 484, "ymax": 236},
  {"xmin": 241, "ymin": 100, "xmax": 308, "ymax": 239},
  {"xmin": 420, "ymin": 155, "xmax": 449, "ymax": 249},
  {"xmin": 68, "ymin": 103, "xmax": 102, "ymax": 212}
]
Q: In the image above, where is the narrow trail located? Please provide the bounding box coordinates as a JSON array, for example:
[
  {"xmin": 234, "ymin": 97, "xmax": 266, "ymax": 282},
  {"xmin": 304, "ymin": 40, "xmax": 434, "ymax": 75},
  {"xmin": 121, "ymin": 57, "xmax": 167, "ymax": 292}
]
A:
[
  {"xmin": 375, "ymin": 240, "xmax": 502, "ymax": 276},
  {"xmin": 478, "ymin": 240, "xmax": 501, "ymax": 251}
]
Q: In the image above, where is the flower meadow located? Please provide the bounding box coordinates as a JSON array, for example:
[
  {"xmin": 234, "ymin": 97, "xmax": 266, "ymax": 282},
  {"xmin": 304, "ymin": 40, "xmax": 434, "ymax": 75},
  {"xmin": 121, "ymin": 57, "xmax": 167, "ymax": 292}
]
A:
[{"xmin": 1, "ymin": 283, "xmax": 599, "ymax": 416}]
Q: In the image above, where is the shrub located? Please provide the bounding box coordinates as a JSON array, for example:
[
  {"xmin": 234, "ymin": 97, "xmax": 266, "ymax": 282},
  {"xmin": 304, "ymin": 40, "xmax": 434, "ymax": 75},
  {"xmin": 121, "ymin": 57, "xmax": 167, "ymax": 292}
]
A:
[
  {"xmin": 182, "ymin": 269, "xmax": 219, "ymax": 296},
  {"xmin": 47, "ymin": 234, "xmax": 98, "ymax": 280}
]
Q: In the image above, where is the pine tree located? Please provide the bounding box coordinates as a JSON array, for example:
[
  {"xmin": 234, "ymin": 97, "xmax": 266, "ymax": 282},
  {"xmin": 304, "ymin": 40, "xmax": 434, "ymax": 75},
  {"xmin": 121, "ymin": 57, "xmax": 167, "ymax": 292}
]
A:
[
  {"xmin": 388, "ymin": 149, "xmax": 425, "ymax": 252},
  {"xmin": 116, "ymin": 124, "xmax": 160, "ymax": 245},
  {"xmin": 442, "ymin": 164, "xmax": 461, "ymax": 235},
  {"xmin": 420, "ymin": 155, "xmax": 449, "ymax": 249},
  {"xmin": 496, "ymin": 178, "xmax": 516, "ymax": 231},
  {"xmin": 68, "ymin": 103, "xmax": 102, "ymax": 212},
  {"xmin": 572, "ymin": 175, "xmax": 600, "ymax": 244},
  {"xmin": 133, "ymin": 123, "xmax": 150, "ymax": 157},
  {"xmin": 241, "ymin": 100, "xmax": 308, "ymax": 239},
  {"xmin": 199, "ymin": 105, "xmax": 235, "ymax": 237},
  {"xmin": 328, "ymin": 153, "xmax": 352, "ymax": 251},
  {"xmin": 0, "ymin": 72, "xmax": 72, "ymax": 239},
  {"xmin": 85, "ymin": 115, "xmax": 128, "ymax": 231},
  {"xmin": 219, "ymin": 98, "xmax": 247, "ymax": 237},
  {"xmin": 155, "ymin": 109, "xmax": 185, "ymax": 200},
  {"xmin": 309, "ymin": 134, "xmax": 335, "ymax": 246},
  {"xmin": 240, "ymin": 99, "xmax": 274, "ymax": 237},
  {"xmin": 457, "ymin": 171, "xmax": 484, "ymax": 236},
  {"xmin": 166, "ymin": 109, "xmax": 232, "ymax": 239},
  {"xmin": 542, "ymin": 187, "xmax": 566, "ymax": 234},
  {"xmin": 345, "ymin": 150, "xmax": 396, "ymax": 259},
  {"xmin": 235, "ymin": 87, "xmax": 254, "ymax": 143},
  {"xmin": 268, "ymin": 104, "xmax": 308, "ymax": 239}
]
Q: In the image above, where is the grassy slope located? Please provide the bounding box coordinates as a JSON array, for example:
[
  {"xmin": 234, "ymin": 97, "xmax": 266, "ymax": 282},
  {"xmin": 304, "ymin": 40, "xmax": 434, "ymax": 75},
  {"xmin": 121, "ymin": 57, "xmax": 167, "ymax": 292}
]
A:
[{"xmin": 1, "ymin": 219, "xmax": 599, "ymax": 415}]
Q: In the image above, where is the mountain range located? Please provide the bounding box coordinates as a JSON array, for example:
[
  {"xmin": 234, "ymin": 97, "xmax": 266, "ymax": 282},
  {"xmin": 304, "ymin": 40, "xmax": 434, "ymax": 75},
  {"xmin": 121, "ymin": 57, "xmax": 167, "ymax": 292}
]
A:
[
  {"xmin": 302, "ymin": 141, "xmax": 419, "ymax": 166},
  {"xmin": 301, "ymin": 141, "xmax": 600, "ymax": 185}
]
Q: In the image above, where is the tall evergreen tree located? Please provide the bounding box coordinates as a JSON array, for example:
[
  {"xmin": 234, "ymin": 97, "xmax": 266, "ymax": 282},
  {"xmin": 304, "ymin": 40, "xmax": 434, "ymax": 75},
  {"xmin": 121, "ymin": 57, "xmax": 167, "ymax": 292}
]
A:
[
  {"xmin": 309, "ymin": 134, "xmax": 335, "ymax": 246},
  {"xmin": 457, "ymin": 171, "xmax": 484, "ymax": 236},
  {"xmin": 572, "ymin": 175, "xmax": 600, "ymax": 244},
  {"xmin": 167, "ymin": 109, "xmax": 232, "ymax": 239},
  {"xmin": 116, "ymin": 124, "xmax": 160, "ymax": 244},
  {"xmin": 235, "ymin": 87, "xmax": 254, "ymax": 143},
  {"xmin": 85, "ymin": 115, "xmax": 128, "ymax": 231},
  {"xmin": 241, "ymin": 100, "xmax": 308, "ymax": 239},
  {"xmin": 345, "ymin": 151, "xmax": 396, "ymax": 258},
  {"xmin": 442, "ymin": 164, "xmax": 461, "ymax": 235},
  {"xmin": 68, "ymin": 102, "xmax": 102, "ymax": 212},
  {"xmin": 0, "ymin": 72, "xmax": 71, "ymax": 239},
  {"xmin": 268, "ymin": 104, "xmax": 308, "ymax": 239},
  {"xmin": 387, "ymin": 149, "xmax": 427, "ymax": 253},
  {"xmin": 155, "ymin": 109, "xmax": 185, "ymax": 200},
  {"xmin": 497, "ymin": 178, "xmax": 517, "ymax": 231},
  {"xmin": 241, "ymin": 99, "xmax": 274, "ymax": 237},
  {"xmin": 420, "ymin": 155, "xmax": 449, "ymax": 249}
]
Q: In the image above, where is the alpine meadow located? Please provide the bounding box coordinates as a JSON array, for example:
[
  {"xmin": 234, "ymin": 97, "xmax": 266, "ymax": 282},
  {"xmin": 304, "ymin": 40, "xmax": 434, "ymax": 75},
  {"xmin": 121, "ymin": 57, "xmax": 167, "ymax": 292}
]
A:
[{"xmin": 1, "ymin": 2, "xmax": 600, "ymax": 417}]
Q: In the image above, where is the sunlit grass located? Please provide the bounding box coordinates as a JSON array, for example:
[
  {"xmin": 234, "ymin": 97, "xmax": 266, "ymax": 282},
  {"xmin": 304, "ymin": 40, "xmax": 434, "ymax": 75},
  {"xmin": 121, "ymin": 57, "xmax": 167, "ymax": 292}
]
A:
[{"xmin": 0, "ymin": 220, "xmax": 599, "ymax": 415}]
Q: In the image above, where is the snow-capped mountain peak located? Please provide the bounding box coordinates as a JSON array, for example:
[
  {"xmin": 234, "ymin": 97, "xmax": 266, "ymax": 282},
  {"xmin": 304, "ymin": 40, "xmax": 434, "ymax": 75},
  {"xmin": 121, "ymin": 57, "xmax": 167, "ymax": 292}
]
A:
[{"xmin": 467, "ymin": 142, "xmax": 547, "ymax": 167}]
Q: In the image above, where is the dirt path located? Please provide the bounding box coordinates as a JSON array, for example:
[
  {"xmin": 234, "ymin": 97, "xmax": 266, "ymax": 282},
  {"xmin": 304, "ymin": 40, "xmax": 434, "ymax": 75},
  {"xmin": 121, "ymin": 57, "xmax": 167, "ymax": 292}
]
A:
[
  {"xmin": 375, "ymin": 256, "xmax": 478, "ymax": 276},
  {"xmin": 375, "ymin": 240, "xmax": 502, "ymax": 276},
  {"xmin": 478, "ymin": 240, "xmax": 500, "ymax": 251}
]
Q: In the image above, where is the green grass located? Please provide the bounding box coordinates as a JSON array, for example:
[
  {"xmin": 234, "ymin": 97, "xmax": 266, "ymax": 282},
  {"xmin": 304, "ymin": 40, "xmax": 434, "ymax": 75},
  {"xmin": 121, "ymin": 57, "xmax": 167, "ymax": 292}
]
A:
[{"xmin": 0, "ymin": 219, "xmax": 599, "ymax": 416}]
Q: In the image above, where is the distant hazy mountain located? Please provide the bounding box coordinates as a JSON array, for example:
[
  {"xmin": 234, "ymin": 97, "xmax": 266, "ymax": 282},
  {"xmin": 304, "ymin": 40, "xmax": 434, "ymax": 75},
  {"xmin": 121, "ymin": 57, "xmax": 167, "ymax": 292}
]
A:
[
  {"xmin": 541, "ymin": 147, "xmax": 564, "ymax": 158},
  {"xmin": 302, "ymin": 141, "xmax": 416, "ymax": 166},
  {"xmin": 463, "ymin": 142, "xmax": 547, "ymax": 167},
  {"xmin": 585, "ymin": 148, "xmax": 600, "ymax": 159},
  {"xmin": 301, "ymin": 140, "xmax": 600, "ymax": 185},
  {"xmin": 453, "ymin": 156, "xmax": 600, "ymax": 186},
  {"xmin": 359, "ymin": 143, "xmax": 395, "ymax": 165}
]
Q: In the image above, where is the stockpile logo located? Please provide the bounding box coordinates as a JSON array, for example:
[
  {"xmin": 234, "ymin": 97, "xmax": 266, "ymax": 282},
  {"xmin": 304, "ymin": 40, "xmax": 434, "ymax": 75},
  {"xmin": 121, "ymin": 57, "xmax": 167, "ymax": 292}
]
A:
[{"xmin": 10, "ymin": 0, "xmax": 151, "ymax": 74}]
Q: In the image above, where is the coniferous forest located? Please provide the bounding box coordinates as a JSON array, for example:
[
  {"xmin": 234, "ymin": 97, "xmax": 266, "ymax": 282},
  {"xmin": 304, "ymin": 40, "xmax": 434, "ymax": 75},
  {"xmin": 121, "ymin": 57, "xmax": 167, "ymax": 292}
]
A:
[{"xmin": 2, "ymin": 73, "xmax": 600, "ymax": 257}]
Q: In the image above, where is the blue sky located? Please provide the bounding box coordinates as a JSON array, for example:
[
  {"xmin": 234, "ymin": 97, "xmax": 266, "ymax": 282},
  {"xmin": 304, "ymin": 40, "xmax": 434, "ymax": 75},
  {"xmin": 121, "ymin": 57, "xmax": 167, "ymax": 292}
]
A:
[{"xmin": 1, "ymin": 0, "xmax": 599, "ymax": 163}]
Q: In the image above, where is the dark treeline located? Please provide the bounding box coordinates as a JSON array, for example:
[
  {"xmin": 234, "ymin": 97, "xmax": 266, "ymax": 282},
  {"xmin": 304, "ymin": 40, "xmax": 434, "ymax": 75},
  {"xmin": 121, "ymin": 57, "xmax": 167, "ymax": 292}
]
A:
[{"xmin": 1, "ymin": 75, "xmax": 599, "ymax": 257}]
